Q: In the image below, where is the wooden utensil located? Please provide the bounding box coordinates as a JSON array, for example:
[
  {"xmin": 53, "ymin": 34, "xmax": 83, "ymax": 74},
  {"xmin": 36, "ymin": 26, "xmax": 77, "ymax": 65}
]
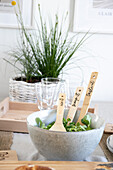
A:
[
  {"xmin": 77, "ymin": 72, "xmax": 98, "ymax": 124},
  {"xmin": 50, "ymin": 93, "xmax": 66, "ymax": 132},
  {"xmin": 66, "ymin": 87, "xmax": 84, "ymax": 123}
]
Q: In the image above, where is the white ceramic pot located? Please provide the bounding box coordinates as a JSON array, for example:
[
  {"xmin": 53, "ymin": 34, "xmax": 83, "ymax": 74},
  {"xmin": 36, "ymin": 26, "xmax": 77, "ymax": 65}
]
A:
[{"xmin": 27, "ymin": 109, "xmax": 105, "ymax": 161}]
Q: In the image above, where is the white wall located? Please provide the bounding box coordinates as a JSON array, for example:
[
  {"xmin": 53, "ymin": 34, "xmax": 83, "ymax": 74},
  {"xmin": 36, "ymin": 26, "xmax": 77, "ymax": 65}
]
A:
[{"xmin": 0, "ymin": 0, "xmax": 113, "ymax": 102}]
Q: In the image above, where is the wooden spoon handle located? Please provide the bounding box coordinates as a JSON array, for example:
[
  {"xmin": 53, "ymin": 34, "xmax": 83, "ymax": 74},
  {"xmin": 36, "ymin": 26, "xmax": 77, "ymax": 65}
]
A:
[
  {"xmin": 67, "ymin": 87, "xmax": 84, "ymax": 121},
  {"xmin": 77, "ymin": 72, "xmax": 98, "ymax": 124},
  {"xmin": 55, "ymin": 93, "xmax": 66, "ymax": 124}
]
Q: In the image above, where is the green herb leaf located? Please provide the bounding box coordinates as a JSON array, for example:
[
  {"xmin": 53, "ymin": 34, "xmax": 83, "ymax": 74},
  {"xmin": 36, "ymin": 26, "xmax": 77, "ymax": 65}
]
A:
[
  {"xmin": 35, "ymin": 118, "xmax": 46, "ymax": 129},
  {"xmin": 4, "ymin": 3, "xmax": 90, "ymax": 82},
  {"xmin": 81, "ymin": 114, "xmax": 91, "ymax": 127}
]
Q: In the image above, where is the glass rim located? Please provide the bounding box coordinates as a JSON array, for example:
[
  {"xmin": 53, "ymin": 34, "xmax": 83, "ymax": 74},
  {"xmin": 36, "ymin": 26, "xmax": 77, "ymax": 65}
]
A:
[{"xmin": 41, "ymin": 77, "xmax": 65, "ymax": 83}]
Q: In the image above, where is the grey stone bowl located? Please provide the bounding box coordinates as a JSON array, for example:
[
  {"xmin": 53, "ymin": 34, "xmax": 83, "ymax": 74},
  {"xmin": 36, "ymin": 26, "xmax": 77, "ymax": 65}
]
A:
[{"xmin": 27, "ymin": 109, "xmax": 105, "ymax": 161}]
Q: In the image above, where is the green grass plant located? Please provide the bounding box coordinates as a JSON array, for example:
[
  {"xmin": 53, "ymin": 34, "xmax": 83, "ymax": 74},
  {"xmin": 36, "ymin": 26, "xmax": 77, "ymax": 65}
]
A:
[{"xmin": 4, "ymin": 4, "xmax": 89, "ymax": 83}]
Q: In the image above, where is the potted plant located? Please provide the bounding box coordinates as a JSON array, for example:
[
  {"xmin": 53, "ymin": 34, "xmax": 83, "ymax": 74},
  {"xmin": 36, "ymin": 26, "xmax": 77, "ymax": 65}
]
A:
[{"xmin": 5, "ymin": 4, "xmax": 89, "ymax": 103}]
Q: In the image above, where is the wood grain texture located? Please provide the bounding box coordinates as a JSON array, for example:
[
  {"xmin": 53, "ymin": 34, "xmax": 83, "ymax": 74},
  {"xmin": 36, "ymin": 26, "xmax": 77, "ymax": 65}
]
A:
[
  {"xmin": 0, "ymin": 98, "xmax": 39, "ymax": 133},
  {"xmin": 0, "ymin": 151, "xmax": 18, "ymax": 161},
  {"xmin": 9, "ymin": 100, "xmax": 38, "ymax": 111},
  {"xmin": 0, "ymin": 161, "xmax": 112, "ymax": 170},
  {"xmin": 67, "ymin": 87, "xmax": 84, "ymax": 121},
  {"xmin": 0, "ymin": 98, "xmax": 9, "ymax": 117},
  {"xmin": 77, "ymin": 72, "xmax": 98, "ymax": 124},
  {"xmin": 104, "ymin": 123, "xmax": 113, "ymax": 134},
  {"xmin": 50, "ymin": 93, "xmax": 66, "ymax": 132},
  {"xmin": 100, "ymin": 133, "xmax": 113, "ymax": 162}
]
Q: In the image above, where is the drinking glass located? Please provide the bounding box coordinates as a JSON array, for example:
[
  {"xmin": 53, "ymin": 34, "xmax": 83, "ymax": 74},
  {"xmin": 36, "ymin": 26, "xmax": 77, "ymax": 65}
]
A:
[
  {"xmin": 67, "ymin": 80, "xmax": 83, "ymax": 108},
  {"xmin": 35, "ymin": 78, "xmax": 66, "ymax": 110}
]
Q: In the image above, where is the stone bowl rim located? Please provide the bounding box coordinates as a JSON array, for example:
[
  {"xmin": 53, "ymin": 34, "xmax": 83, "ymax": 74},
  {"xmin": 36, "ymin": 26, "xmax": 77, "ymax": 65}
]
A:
[{"xmin": 27, "ymin": 109, "xmax": 105, "ymax": 134}]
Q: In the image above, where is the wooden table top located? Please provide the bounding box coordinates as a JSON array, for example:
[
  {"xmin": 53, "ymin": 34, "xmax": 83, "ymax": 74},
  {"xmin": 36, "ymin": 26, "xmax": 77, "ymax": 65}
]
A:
[{"xmin": 0, "ymin": 161, "xmax": 113, "ymax": 170}]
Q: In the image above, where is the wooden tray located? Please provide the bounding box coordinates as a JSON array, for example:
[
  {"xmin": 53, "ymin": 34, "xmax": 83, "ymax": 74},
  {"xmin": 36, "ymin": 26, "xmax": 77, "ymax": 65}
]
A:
[
  {"xmin": 0, "ymin": 97, "xmax": 95, "ymax": 133},
  {"xmin": 104, "ymin": 123, "xmax": 113, "ymax": 134},
  {"xmin": 0, "ymin": 150, "xmax": 18, "ymax": 161},
  {"xmin": 0, "ymin": 161, "xmax": 113, "ymax": 170},
  {"xmin": 0, "ymin": 98, "xmax": 39, "ymax": 133}
]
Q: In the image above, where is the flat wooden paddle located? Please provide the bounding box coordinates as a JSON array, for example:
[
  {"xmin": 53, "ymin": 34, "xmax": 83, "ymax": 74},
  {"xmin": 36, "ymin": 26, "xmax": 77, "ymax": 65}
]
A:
[
  {"xmin": 66, "ymin": 87, "xmax": 84, "ymax": 123},
  {"xmin": 77, "ymin": 72, "xmax": 98, "ymax": 124},
  {"xmin": 50, "ymin": 93, "xmax": 66, "ymax": 132}
]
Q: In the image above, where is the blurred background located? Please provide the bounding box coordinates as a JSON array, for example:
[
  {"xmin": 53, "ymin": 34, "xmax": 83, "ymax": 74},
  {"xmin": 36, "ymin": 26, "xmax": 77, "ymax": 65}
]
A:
[{"xmin": 0, "ymin": 0, "xmax": 113, "ymax": 102}]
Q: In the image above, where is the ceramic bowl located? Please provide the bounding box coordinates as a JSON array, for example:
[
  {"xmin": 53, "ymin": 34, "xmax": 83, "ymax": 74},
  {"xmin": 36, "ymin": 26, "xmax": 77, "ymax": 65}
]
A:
[
  {"xmin": 27, "ymin": 109, "xmax": 105, "ymax": 161},
  {"xmin": 106, "ymin": 135, "xmax": 113, "ymax": 153}
]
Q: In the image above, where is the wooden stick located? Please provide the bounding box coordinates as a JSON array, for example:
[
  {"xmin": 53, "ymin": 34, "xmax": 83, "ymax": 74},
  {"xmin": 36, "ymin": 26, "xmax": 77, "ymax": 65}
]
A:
[
  {"xmin": 77, "ymin": 72, "xmax": 98, "ymax": 124},
  {"xmin": 50, "ymin": 93, "xmax": 66, "ymax": 132},
  {"xmin": 67, "ymin": 87, "xmax": 84, "ymax": 122}
]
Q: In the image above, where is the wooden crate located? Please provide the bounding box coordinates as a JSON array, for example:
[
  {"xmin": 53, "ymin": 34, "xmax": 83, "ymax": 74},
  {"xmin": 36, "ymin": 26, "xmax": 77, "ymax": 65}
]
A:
[
  {"xmin": 0, "ymin": 161, "xmax": 113, "ymax": 170},
  {"xmin": 0, "ymin": 98, "xmax": 95, "ymax": 133},
  {"xmin": 0, "ymin": 150, "xmax": 18, "ymax": 161},
  {"xmin": 0, "ymin": 98, "xmax": 39, "ymax": 133}
]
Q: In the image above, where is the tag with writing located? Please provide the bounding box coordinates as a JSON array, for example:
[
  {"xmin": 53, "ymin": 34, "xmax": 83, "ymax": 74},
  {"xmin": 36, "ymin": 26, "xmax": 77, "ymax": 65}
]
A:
[
  {"xmin": 66, "ymin": 87, "xmax": 84, "ymax": 121},
  {"xmin": 72, "ymin": 92, "xmax": 81, "ymax": 107},
  {"xmin": 59, "ymin": 97, "xmax": 64, "ymax": 106},
  {"xmin": 86, "ymin": 80, "xmax": 95, "ymax": 97},
  {"xmin": 0, "ymin": 152, "xmax": 9, "ymax": 161}
]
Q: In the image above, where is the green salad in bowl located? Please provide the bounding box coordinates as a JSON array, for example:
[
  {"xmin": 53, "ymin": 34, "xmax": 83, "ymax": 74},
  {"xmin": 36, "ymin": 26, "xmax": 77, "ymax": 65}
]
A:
[{"xmin": 35, "ymin": 114, "xmax": 92, "ymax": 132}]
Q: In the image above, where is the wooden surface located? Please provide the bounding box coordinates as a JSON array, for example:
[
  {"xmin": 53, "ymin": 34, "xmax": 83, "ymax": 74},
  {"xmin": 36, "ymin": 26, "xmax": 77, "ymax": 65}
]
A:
[
  {"xmin": 100, "ymin": 133, "xmax": 113, "ymax": 162},
  {"xmin": 0, "ymin": 98, "xmax": 39, "ymax": 132},
  {"xmin": 0, "ymin": 151, "xmax": 18, "ymax": 161},
  {"xmin": 77, "ymin": 72, "xmax": 98, "ymax": 124},
  {"xmin": 0, "ymin": 161, "xmax": 113, "ymax": 170},
  {"xmin": 67, "ymin": 87, "xmax": 84, "ymax": 122},
  {"xmin": 104, "ymin": 123, "xmax": 113, "ymax": 134}
]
